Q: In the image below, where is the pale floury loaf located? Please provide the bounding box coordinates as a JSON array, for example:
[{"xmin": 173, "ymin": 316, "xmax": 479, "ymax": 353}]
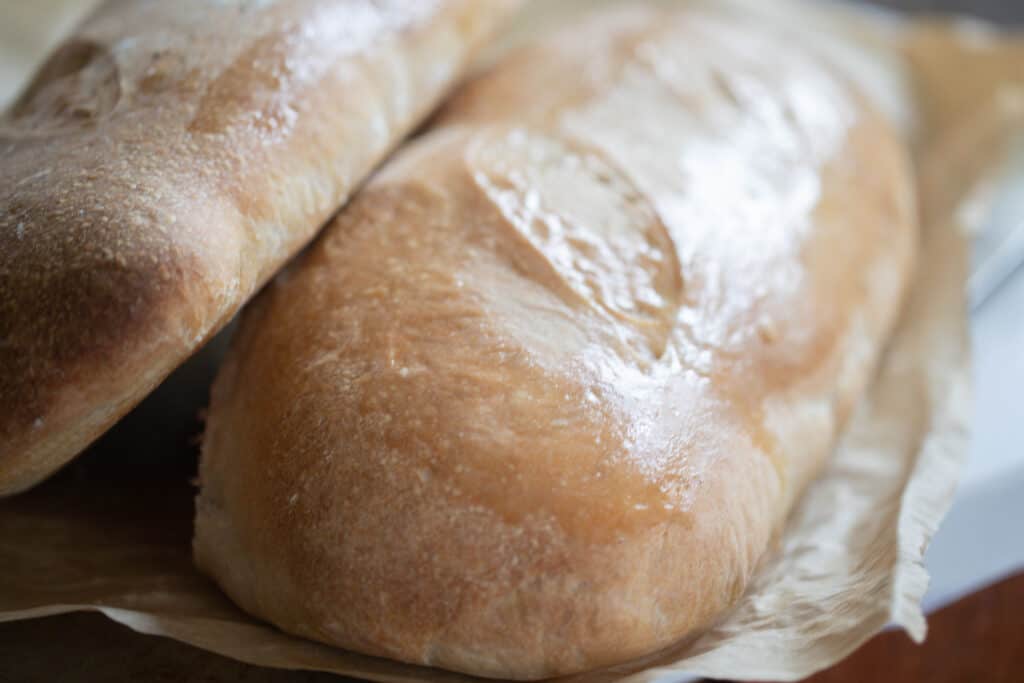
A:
[{"xmin": 195, "ymin": 4, "xmax": 918, "ymax": 679}]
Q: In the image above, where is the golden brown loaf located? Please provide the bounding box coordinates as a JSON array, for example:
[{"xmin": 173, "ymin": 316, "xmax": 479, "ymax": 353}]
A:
[
  {"xmin": 195, "ymin": 5, "xmax": 917, "ymax": 679},
  {"xmin": 0, "ymin": 0, "xmax": 520, "ymax": 495}
]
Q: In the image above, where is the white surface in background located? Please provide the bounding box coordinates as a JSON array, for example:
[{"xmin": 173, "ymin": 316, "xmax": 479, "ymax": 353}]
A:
[{"xmin": 924, "ymin": 161, "xmax": 1024, "ymax": 612}]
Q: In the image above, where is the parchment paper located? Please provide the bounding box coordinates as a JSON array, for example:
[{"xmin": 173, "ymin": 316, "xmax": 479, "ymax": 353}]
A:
[{"xmin": 1, "ymin": 0, "xmax": 1021, "ymax": 680}]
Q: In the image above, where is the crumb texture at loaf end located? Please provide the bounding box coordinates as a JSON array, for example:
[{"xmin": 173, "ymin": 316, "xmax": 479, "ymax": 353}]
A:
[{"xmin": 194, "ymin": 5, "xmax": 917, "ymax": 680}]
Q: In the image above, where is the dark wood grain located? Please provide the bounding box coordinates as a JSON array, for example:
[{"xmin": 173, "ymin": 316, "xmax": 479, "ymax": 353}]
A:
[
  {"xmin": 803, "ymin": 572, "xmax": 1024, "ymax": 683},
  {"xmin": 0, "ymin": 611, "xmax": 347, "ymax": 683}
]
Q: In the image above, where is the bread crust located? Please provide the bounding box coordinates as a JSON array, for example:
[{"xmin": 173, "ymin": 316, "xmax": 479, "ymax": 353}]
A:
[
  {"xmin": 195, "ymin": 6, "xmax": 917, "ymax": 679},
  {"xmin": 0, "ymin": 0, "xmax": 519, "ymax": 495}
]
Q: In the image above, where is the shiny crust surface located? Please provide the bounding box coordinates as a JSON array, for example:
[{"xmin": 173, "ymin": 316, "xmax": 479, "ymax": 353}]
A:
[
  {"xmin": 0, "ymin": 0, "xmax": 519, "ymax": 495},
  {"xmin": 195, "ymin": 6, "xmax": 917, "ymax": 679}
]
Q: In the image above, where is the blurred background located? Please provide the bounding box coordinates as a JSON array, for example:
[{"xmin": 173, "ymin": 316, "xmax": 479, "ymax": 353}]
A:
[
  {"xmin": 3, "ymin": 0, "xmax": 1024, "ymax": 106},
  {"xmin": 0, "ymin": 1, "xmax": 1022, "ymax": 682},
  {"xmin": 875, "ymin": 0, "xmax": 1023, "ymax": 20}
]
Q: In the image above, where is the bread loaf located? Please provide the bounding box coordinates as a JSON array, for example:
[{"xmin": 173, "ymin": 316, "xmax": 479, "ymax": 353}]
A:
[
  {"xmin": 0, "ymin": 0, "xmax": 519, "ymax": 495},
  {"xmin": 195, "ymin": 5, "xmax": 917, "ymax": 678}
]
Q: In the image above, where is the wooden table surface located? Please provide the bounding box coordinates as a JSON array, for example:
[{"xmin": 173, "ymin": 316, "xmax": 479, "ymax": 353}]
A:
[{"xmin": 1, "ymin": 1, "xmax": 1021, "ymax": 682}]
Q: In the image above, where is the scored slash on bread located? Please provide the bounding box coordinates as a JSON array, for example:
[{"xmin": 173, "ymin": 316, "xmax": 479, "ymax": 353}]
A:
[{"xmin": 194, "ymin": 5, "xmax": 917, "ymax": 679}]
